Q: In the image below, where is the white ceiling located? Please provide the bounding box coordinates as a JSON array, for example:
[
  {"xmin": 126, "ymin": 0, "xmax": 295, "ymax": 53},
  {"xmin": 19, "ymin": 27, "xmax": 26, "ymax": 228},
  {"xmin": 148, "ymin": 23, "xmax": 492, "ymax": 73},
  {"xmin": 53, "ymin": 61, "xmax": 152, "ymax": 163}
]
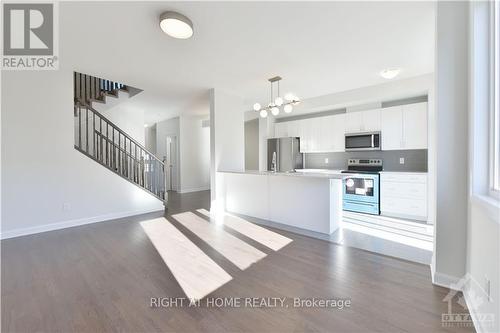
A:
[{"xmin": 62, "ymin": 1, "xmax": 435, "ymax": 120}]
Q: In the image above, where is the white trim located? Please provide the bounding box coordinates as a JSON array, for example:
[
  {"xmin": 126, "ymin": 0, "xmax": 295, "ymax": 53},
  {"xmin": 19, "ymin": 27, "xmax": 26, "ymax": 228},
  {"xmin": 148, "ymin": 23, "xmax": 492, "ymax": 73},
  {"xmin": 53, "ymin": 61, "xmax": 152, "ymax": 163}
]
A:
[
  {"xmin": 432, "ymin": 271, "xmax": 461, "ymax": 289},
  {"xmin": 471, "ymin": 194, "xmax": 500, "ymax": 224},
  {"xmin": 463, "ymin": 291, "xmax": 486, "ymax": 333},
  {"xmin": 0, "ymin": 208, "xmax": 164, "ymax": 240},
  {"xmin": 178, "ymin": 186, "xmax": 210, "ymax": 194},
  {"xmin": 489, "ymin": 0, "xmax": 500, "ymax": 196},
  {"xmin": 463, "ymin": 276, "xmax": 491, "ymax": 333}
]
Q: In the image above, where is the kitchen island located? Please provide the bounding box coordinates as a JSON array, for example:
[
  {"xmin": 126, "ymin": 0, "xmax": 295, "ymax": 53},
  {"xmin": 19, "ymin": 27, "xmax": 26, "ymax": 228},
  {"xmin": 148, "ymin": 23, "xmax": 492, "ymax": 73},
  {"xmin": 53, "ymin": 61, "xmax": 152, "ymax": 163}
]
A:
[{"xmin": 217, "ymin": 170, "xmax": 346, "ymax": 234}]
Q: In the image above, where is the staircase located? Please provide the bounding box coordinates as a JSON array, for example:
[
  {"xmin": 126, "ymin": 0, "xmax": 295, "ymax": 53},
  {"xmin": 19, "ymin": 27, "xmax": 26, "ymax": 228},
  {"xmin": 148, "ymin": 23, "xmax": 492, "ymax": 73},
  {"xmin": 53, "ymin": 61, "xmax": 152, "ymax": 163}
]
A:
[{"xmin": 73, "ymin": 72, "xmax": 167, "ymax": 203}]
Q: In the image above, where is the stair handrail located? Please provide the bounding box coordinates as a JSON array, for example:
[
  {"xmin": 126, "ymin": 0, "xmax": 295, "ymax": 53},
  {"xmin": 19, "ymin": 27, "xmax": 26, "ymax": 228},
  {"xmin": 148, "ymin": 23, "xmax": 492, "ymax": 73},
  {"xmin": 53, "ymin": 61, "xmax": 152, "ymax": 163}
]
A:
[{"xmin": 75, "ymin": 102, "xmax": 164, "ymax": 166}]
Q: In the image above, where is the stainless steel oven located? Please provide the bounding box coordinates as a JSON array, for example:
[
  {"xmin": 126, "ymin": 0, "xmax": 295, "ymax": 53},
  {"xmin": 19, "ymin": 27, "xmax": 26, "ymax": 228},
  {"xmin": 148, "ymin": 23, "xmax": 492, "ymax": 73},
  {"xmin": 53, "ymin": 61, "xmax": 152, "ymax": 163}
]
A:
[
  {"xmin": 345, "ymin": 132, "xmax": 381, "ymax": 151},
  {"xmin": 341, "ymin": 159, "xmax": 383, "ymax": 215}
]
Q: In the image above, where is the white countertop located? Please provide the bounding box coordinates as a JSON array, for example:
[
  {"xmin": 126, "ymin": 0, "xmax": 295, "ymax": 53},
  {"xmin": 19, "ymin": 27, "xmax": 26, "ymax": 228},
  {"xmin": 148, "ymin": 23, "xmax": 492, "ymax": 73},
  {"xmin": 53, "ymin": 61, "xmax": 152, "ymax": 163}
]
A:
[
  {"xmin": 379, "ymin": 171, "xmax": 428, "ymax": 174},
  {"xmin": 218, "ymin": 170, "xmax": 349, "ymax": 179},
  {"xmin": 220, "ymin": 169, "xmax": 427, "ymax": 179}
]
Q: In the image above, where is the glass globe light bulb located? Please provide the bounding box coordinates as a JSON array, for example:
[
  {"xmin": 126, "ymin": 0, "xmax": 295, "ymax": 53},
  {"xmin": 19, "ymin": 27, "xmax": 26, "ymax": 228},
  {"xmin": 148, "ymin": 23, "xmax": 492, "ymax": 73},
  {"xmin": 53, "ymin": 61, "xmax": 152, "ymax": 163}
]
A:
[
  {"xmin": 284, "ymin": 104, "xmax": 293, "ymax": 113},
  {"xmin": 260, "ymin": 109, "xmax": 268, "ymax": 118},
  {"xmin": 275, "ymin": 97, "xmax": 284, "ymax": 106},
  {"xmin": 271, "ymin": 107, "xmax": 280, "ymax": 116},
  {"xmin": 253, "ymin": 103, "xmax": 261, "ymax": 111}
]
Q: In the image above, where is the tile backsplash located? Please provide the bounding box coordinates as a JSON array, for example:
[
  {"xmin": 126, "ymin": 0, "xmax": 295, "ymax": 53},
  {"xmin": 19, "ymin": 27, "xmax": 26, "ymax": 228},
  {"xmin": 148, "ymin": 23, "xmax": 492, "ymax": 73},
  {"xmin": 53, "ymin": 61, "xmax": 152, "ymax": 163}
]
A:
[{"xmin": 304, "ymin": 150, "xmax": 428, "ymax": 172}]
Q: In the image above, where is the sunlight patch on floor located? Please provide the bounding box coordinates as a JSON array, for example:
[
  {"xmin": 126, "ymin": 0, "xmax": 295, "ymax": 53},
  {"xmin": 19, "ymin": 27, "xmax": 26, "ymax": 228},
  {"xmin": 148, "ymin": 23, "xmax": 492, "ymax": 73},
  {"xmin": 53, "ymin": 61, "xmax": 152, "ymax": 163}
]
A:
[
  {"xmin": 140, "ymin": 218, "xmax": 232, "ymax": 301},
  {"xmin": 197, "ymin": 209, "xmax": 293, "ymax": 251},
  {"xmin": 172, "ymin": 212, "xmax": 267, "ymax": 270}
]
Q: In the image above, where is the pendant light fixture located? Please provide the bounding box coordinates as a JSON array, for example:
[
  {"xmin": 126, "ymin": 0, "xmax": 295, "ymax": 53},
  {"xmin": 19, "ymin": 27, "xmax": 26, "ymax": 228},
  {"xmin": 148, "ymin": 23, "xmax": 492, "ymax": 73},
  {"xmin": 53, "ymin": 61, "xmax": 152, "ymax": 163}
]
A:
[{"xmin": 254, "ymin": 76, "xmax": 300, "ymax": 118}]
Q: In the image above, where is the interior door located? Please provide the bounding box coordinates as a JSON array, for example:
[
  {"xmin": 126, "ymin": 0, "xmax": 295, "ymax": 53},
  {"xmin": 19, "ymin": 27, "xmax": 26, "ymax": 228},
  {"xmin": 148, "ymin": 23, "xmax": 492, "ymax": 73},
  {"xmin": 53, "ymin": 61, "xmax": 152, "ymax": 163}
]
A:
[{"xmin": 166, "ymin": 136, "xmax": 178, "ymax": 191}]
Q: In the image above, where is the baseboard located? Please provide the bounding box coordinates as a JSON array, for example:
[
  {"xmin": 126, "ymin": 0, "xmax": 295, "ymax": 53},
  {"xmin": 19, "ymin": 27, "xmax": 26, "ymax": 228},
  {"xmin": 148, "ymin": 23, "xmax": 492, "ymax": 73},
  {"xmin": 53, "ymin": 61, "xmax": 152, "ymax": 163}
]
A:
[
  {"xmin": 432, "ymin": 270, "xmax": 461, "ymax": 289},
  {"xmin": 431, "ymin": 269, "xmax": 491, "ymax": 333},
  {"xmin": 178, "ymin": 186, "xmax": 210, "ymax": 194},
  {"xmin": 463, "ymin": 276, "xmax": 494, "ymax": 333},
  {"xmin": 0, "ymin": 207, "xmax": 164, "ymax": 240}
]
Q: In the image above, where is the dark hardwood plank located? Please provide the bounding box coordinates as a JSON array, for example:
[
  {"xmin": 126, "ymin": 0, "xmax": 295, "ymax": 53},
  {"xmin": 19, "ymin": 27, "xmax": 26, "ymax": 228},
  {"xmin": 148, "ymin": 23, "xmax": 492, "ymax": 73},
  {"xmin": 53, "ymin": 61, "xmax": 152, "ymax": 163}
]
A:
[{"xmin": 1, "ymin": 190, "xmax": 474, "ymax": 333}]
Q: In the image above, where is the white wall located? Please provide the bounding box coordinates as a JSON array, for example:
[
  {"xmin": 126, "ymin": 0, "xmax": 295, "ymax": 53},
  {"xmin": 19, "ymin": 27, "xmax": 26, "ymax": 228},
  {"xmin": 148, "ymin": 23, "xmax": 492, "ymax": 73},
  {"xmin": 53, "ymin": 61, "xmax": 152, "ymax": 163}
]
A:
[
  {"xmin": 433, "ymin": 1, "xmax": 469, "ymax": 284},
  {"xmin": 1, "ymin": 70, "xmax": 164, "ymax": 239},
  {"xmin": 467, "ymin": 201, "xmax": 499, "ymax": 333},
  {"xmin": 209, "ymin": 89, "xmax": 245, "ymax": 206},
  {"xmin": 101, "ymin": 103, "xmax": 146, "ymax": 146},
  {"xmin": 179, "ymin": 115, "xmax": 210, "ymax": 193},
  {"xmin": 466, "ymin": 2, "xmax": 500, "ymax": 332}
]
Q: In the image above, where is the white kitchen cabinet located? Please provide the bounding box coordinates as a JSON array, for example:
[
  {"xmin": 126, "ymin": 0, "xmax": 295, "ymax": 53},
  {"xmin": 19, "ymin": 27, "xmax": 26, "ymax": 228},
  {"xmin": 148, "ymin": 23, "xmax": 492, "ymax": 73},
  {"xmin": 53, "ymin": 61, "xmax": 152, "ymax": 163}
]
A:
[
  {"xmin": 345, "ymin": 111, "xmax": 364, "ymax": 133},
  {"xmin": 318, "ymin": 116, "xmax": 335, "ymax": 152},
  {"xmin": 299, "ymin": 118, "xmax": 313, "ymax": 152},
  {"xmin": 331, "ymin": 113, "xmax": 346, "ymax": 152},
  {"xmin": 287, "ymin": 120, "xmax": 300, "ymax": 137},
  {"xmin": 362, "ymin": 109, "xmax": 381, "ymax": 132},
  {"xmin": 275, "ymin": 120, "xmax": 300, "ymax": 138},
  {"xmin": 301, "ymin": 114, "xmax": 345, "ymax": 153},
  {"xmin": 345, "ymin": 109, "xmax": 381, "ymax": 133},
  {"xmin": 380, "ymin": 106, "xmax": 404, "ymax": 150},
  {"xmin": 380, "ymin": 172, "xmax": 428, "ymax": 221},
  {"xmin": 274, "ymin": 122, "xmax": 287, "ymax": 137},
  {"xmin": 308, "ymin": 117, "xmax": 322, "ymax": 152},
  {"xmin": 380, "ymin": 102, "xmax": 427, "ymax": 150},
  {"xmin": 402, "ymin": 103, "xmax": 427, "ymax": 149},
  {"xmin": 274, "ymin": 112, "xmax": 345, "ymax": 153}
]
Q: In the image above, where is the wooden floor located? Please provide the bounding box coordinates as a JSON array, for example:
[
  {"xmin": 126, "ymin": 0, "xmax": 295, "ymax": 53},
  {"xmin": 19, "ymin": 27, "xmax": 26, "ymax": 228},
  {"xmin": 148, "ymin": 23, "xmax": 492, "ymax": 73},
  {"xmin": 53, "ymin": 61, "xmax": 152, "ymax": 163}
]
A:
[{"xmin": 1, "ymin": 190, "xmax": 474, "ymax": 332}]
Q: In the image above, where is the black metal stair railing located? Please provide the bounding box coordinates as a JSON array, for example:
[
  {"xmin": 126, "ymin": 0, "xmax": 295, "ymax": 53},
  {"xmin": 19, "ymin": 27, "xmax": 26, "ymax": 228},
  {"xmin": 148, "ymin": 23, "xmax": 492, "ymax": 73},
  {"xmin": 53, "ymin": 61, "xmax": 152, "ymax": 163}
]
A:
[
  {"xmin": 74, "ymin": 72, "xmax": 126, "ymax": 105},
  {"xmin": 74, "ymin": 103, "xmax": 166, "ymax": 202}
]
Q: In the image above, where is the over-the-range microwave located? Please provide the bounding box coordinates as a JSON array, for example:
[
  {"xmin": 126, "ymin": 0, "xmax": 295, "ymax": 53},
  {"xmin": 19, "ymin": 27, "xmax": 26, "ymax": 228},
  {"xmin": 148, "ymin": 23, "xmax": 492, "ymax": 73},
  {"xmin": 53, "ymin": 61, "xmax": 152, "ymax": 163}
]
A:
[{"xmin": 345, "ymin": 131, "xmax": 381, "ymax": 151}]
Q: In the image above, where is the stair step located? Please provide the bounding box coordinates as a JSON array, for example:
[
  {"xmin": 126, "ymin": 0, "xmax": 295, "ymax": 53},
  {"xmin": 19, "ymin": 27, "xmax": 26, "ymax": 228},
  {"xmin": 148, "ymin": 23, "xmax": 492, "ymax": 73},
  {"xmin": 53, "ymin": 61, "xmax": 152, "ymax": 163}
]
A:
[
  {"xmin": 343, "ymin": 217, "xmax": 434, "ymax": 242},
  {"xmin": 343, "ymin": 211, "xmax": 433, "ymax": 235}
]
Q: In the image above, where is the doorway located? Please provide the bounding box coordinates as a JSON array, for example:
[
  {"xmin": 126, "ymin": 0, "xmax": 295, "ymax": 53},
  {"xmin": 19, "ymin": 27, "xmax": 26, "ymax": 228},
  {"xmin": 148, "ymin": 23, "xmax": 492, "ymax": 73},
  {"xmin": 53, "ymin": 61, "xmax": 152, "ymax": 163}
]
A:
[{"xmin": 166, "ymin": 136, "xmax": 178, "ymax": 191}]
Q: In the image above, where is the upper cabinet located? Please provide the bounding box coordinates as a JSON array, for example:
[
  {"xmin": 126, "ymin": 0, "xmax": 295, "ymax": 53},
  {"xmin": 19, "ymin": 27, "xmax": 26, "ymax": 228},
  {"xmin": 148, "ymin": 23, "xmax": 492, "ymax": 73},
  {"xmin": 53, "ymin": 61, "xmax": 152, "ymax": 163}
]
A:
[
  {"xmin": 274, "ymin": 122, "xmax": 287, "ymax": 138},
  {"xmin": 273, "ymin": 101, "xmax": 427, "ymax": 153},
  {"xmin": 380, "ymin": 102, "xmax": 428, "ymax": 150},
  {"xmin": 380, "ymin": 106, "xmax": 404, "ymax": 150},
  {"xmin": 345, "ymin": 109, "xmax": 381, "ymax": 133},
  {"xmin": 274, "ymin": 120, "xmax": 300, "ymax": 138},
  {"xmin": 402, "ymin": 103, "xmax": 427, "ymax": 149}
]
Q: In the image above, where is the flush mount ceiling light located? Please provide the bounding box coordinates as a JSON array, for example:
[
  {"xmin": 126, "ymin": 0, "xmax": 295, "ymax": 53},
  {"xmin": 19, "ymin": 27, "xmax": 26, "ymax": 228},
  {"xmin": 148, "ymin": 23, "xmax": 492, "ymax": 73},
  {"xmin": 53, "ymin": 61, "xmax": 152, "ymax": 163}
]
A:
[
  {"xmin": 379, "ymin": 68, "xmax": 401, "ymax": 79},
  {"xmin": 254, "ymin": 76, "xmax": 300, "ymax": 118},
  {"xmin": 160, "ymin": 11, "xmax": 193, "ymax": 39}
]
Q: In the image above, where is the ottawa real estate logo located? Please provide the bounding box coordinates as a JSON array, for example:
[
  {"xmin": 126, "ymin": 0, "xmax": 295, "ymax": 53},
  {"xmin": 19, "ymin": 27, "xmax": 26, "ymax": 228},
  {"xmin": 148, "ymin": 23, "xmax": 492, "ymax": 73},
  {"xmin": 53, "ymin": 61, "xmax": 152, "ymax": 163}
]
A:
[{"xmin": 2, "ymin": 2, "xmax": 58, "ymax": 70}]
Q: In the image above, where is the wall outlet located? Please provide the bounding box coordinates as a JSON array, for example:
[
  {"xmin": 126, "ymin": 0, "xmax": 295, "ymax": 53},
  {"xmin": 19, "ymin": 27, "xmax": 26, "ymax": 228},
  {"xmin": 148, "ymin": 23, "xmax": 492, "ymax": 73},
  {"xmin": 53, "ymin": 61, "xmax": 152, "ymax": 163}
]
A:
[
  {"xmin": 62, "ymin": 203, "xmax": 71, "ymax": 212},
  {"xmin": 324, "ymin": 158, "xmax": 329, "ymax": 164},
  {"xmin": 399, "ymin": 157, "xmax": 405, "ymax": 164}
]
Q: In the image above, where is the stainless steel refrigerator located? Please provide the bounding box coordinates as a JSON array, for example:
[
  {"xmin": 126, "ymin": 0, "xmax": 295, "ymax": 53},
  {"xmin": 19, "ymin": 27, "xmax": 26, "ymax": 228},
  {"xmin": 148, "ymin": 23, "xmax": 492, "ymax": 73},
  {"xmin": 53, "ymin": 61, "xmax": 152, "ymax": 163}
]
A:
[{"xmin": 267, "ymin": 137, "xmax": 303, "ymax": 172}]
